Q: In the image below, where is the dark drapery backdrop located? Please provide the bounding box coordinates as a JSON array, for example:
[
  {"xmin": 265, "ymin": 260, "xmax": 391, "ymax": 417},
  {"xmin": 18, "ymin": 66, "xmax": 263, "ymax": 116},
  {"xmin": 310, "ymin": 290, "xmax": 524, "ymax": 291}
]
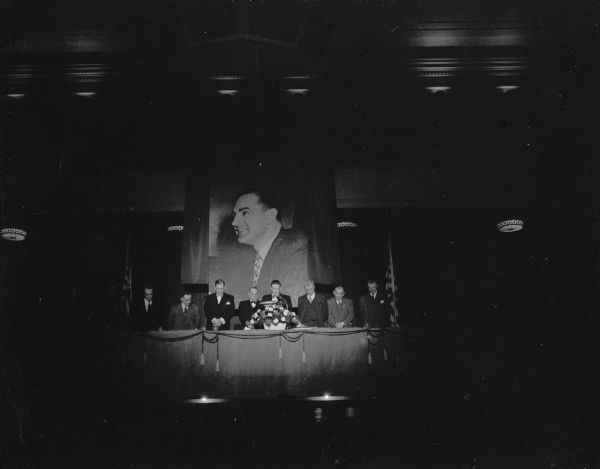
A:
[{"xmin": 181, "ymin": 178, "xmax": 210, "ymax": 291}]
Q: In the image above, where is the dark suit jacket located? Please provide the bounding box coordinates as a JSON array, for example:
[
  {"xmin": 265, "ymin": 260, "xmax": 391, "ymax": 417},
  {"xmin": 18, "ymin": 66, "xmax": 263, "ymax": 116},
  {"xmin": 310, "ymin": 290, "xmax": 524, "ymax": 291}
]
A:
[
  {"xmin": 360, "ymin": 291, "xmax": 393, "ymax": 328},
  {"xmin": 168, "ymin": 303, "xmax": 204, "ymax": 330},
  {"xmin": 204, "ymin": 293, "xmax": 235, "ymax": 330},
  {"xmin": 297, "ymin": 293, "xmax": 328, "ymax": 327},
  {"xmin": 261, "ymin": 294, "xmax": 292, "ymax": 310},
  {"xmin": 326, "ymin": 297, "xmax": 354, "ymax": 327},
  {"xmin": 132, "ymin": 300, "xmax": 161, "ymax": 331},
  {"xmin": 255, "ymin": 229, "xmax": 308, "ymax": 308},
  {"xmin": 237, "ymin": 299, "xmax": 260, "ymax": 328}
]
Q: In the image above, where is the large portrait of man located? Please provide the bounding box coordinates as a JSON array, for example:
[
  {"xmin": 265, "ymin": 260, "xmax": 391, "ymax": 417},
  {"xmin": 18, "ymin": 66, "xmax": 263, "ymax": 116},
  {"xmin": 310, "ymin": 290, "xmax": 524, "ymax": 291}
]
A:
[
  {"xmin": 181, "ymin": 167, "xmax": 341, "ymax": 308},
  {"xmin": 208, "ymin": 186, "xmax": 308, "ymax": 307}
]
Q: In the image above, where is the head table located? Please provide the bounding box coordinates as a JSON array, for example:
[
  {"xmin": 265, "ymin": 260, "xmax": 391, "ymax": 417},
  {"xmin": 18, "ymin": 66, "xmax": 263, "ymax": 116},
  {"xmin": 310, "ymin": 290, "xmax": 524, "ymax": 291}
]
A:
[{"xmin": 116, "ymin": 327, "xmax": 423, "ymax": 401}]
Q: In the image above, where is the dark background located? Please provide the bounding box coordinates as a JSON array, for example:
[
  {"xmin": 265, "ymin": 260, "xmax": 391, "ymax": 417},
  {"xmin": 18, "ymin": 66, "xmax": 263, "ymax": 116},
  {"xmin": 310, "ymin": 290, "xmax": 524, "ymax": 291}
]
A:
[{"xmin": 1, "ymin": 0, "xmax": 600, "ymax": 466}]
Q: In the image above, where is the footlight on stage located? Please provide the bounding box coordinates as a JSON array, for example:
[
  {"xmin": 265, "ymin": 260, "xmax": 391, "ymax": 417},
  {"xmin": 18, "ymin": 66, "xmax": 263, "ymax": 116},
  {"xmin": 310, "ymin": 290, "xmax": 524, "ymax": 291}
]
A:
[
  {"xmin": 183, "ymin": 396, "xmax": 229, "ymax": 404},
  {"xmin": 305, "ymin": 394, "xmax": 351, "ymax": 402},
  {"xmin": 496, "ymin": 219, "xmax": 524, "ymax": 233}
]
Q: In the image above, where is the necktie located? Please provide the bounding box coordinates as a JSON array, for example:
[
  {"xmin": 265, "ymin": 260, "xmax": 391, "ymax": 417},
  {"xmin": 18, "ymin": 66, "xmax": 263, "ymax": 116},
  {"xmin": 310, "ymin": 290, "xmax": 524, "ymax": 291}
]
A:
[
  {"xmin": 183, "ymin": 306, "xmax": 188, "ymax": 313},
  {"xmin": 252, "ymin": 254, "xmax": 263, "ymax": 287}
]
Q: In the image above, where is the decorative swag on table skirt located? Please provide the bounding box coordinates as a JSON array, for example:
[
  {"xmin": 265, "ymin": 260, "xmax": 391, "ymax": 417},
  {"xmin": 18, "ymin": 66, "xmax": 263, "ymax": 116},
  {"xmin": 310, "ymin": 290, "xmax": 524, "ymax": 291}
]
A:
[{"xmin": 118, "ymin": 328, "xmax": 423, "ymax": 401}]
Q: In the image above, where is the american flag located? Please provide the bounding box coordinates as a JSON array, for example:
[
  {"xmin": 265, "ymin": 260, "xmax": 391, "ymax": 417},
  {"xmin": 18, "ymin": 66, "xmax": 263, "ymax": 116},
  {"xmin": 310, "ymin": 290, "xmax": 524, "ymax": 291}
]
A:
[{"xmin": 385, "ymin": 233, "xmax": 399, "ymax": 325}]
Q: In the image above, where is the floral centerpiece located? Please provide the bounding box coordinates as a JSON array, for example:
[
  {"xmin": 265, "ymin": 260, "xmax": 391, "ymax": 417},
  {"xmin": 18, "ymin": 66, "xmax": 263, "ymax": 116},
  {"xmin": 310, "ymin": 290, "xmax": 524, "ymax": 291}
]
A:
[{"xmin": 244, "ymin": 297, "xmax": 301, "ymax": 330}]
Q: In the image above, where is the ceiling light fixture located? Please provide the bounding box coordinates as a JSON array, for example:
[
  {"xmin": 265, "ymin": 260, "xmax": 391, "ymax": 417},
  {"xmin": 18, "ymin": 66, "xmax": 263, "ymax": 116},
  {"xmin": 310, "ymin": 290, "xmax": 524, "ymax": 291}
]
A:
[
  {"xmin": 426, "ymin": 86, "xmax": 451, "ymax": 94},
  {"xmin": 286, "ymin": 88, "xmax": 309, "ymax": 96},
  {"xmin": 496, "ymin": 219, "xmax": 524, "ymax": 233},
  {"xmin": 337, "ymin": 221, "xmax": 358, "ymax": 228},
  {"xmin": 217, "ymin": 89, "xmax": 240, "ymax": 96},
  {"xmin": 497, "ymin": 85, "xmax": 519, "ymax": 93},
  {"xmin": 1, "ymin": 228, "xmax": 27, "ymax": 242}
]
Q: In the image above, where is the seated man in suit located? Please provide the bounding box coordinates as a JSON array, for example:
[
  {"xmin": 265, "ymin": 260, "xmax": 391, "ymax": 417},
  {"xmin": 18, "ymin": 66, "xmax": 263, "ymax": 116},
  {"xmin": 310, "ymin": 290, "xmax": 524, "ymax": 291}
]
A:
[
  {"xmin": 261, "ymin": 279, "xmax": 292, "ymax": 310},
  {"xmin": 360, "ymin": 279, "xmax": 394, "ymax": 329},
  {"xmin": 297, "ymin": 280, "xmax": 328, "ymax": 327},
  {"xmin": 204, "ymin": 279, "xmax": 235, "ymax": 331},
  {"xmin": 237, "ymin": 286, "xmax": 260, "ymax": 329},
  {"xmin": 132, "ymin": 286, "xmax": 161, "ymax": 331},
  {"xmin": 327, "ymin": 285, "xmax": 354, "ymax": 328},
  {"xmin": 168, "ymin": 289, "xmax": 205, "ymax": 330}
]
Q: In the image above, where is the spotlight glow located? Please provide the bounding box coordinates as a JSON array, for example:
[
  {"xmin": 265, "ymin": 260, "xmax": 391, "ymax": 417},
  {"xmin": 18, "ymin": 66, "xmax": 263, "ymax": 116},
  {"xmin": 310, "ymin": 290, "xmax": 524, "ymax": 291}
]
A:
[
  {"xmin": 167, "ymin": 225, "xmax": 184, "ymax": 232},
  {"xmin": 75, "ymin": 92, "xmax": 96, "ymax": 98},
  {"xmin": 6, "ymin": 93, "xmax": 25, "ymax": 99}
]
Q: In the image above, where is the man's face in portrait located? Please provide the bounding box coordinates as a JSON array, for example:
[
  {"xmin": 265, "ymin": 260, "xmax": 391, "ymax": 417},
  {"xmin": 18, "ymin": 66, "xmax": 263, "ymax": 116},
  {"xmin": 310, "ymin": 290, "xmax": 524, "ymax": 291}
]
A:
[
  {"xmin": 333, "ymin": 287, "xmax": 345, "ymax": 302},
  {"xmin": 368, "ymin": 282, "xmax": 377, "ymax": 295},
  {"xmin": 144, "ymin": 288, "xmax": 154, "ymax": 301},
  {"xmin": 231, "ymin": 193, "xmax": 275, "ymax": 248},
  {"xmin": 215, "ymin": 283, "xmax": 225, "ymax": 296},
  {"xmin": 304, "ymin": 282, "xmax": 315, "ymax": 296},
  {"xmin": 248, "ymin": 287, "xmax": 258, "ymax": 302},
  {"xmin": 270, "ymin": 283, "xmax": 281, "ymax": 296}
]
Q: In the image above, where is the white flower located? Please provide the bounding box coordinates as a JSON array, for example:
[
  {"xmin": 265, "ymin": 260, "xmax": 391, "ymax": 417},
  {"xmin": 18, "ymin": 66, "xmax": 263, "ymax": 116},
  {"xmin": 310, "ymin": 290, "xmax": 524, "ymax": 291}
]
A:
[
  {"xmin": 291, "ymin": 312, "xmax": 296, "ymax": 317},
  {"xmin": 250, "ymin": 319, "xmax": 255, "ymax": 324},
  {"xmin": 273, "ymin": 318, "xmax": 279, "ymax": 325},
  {"xmin": 252, "ymin": 313, "xmax": 258, "ymax": 319},
  {"xmin": 267, "ymin": 312, "xmax": 273, "ymax": 318},
  {"xmin": 283, "ymin": 310, "xmax": 289, "ymax": 316},
  {"xmin": 281, "ymin": 316, "xmax": 287, "ymax": 322}
]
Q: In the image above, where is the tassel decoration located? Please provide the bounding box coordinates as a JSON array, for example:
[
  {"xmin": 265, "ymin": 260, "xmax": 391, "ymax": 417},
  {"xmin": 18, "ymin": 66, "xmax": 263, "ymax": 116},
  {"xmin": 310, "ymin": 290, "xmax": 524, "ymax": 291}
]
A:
[
  {"xmin": 215, "ymin": 359, "xmax": 220, "ymax": 372},
  {"xmin": 368, "ymin": 352, "xmax": 373, "ymax": 365},
  {"xmin": 279, "ymin": 345, "xmax": 283, "ymax": 359},
  {"xmin": 383, "ymin": 348, "xmax": 388, "ymax": 361},
  {"xmin": 200, "ymin": 352, "xmax": 205, "ymax": 366},
  {"xmin": 302, "ymin": 350, "xmax": 306, "ymax": 363}
]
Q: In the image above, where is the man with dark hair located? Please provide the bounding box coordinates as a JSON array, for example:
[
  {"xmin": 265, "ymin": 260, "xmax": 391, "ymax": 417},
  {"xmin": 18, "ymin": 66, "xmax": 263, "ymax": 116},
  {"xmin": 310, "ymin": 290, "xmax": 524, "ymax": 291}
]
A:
[
  {"xmin": 237, "ymin": 286, "xmax": 260, "ymax": 328},
  {"xmin": 360, "ymin": 279, "xmax": 393, "ymax": 329},
  {"xmin": 326, "ymin": 285, "xmax": 354, "ymax": 328},
  {"xmin": 132, "ymin": 286, "xmax": 161, "ymax": 331},
  {"xmin": 204, "ymin": 279, "xmax": 235, "ymax": 331},
  {"xmin": 168, "ymin": 289, "xmax": 205, "ymax": 330},
  {"xmin": 231, "ymin": 187, "xmax": 308, "ymax": 307},
  {"xmin": 261, "ymin": 279, "xmax": 292, "ymax": 310},
  {"xmin": 297, "ymin": 280, "xmax": 328, "ymax": 327}
]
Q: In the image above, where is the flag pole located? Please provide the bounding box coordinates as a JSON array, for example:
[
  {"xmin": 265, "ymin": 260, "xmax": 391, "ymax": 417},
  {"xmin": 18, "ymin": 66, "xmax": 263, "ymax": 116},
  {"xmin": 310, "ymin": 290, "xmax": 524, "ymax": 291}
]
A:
[
  {"xmin": 124, "ymin": 230, "xmax": 133, "ymax": 317},
  {"xmin": 387, "ymin": 232, "xmax": 398, "ymax": 322}
]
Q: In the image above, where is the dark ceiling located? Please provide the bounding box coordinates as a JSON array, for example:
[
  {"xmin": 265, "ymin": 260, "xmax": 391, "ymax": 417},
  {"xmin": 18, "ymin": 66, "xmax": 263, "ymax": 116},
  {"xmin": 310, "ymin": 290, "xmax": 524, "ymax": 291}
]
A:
[{"xmin": 1, "ymin": 0, "xmax": 599, "ymax": 216}]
